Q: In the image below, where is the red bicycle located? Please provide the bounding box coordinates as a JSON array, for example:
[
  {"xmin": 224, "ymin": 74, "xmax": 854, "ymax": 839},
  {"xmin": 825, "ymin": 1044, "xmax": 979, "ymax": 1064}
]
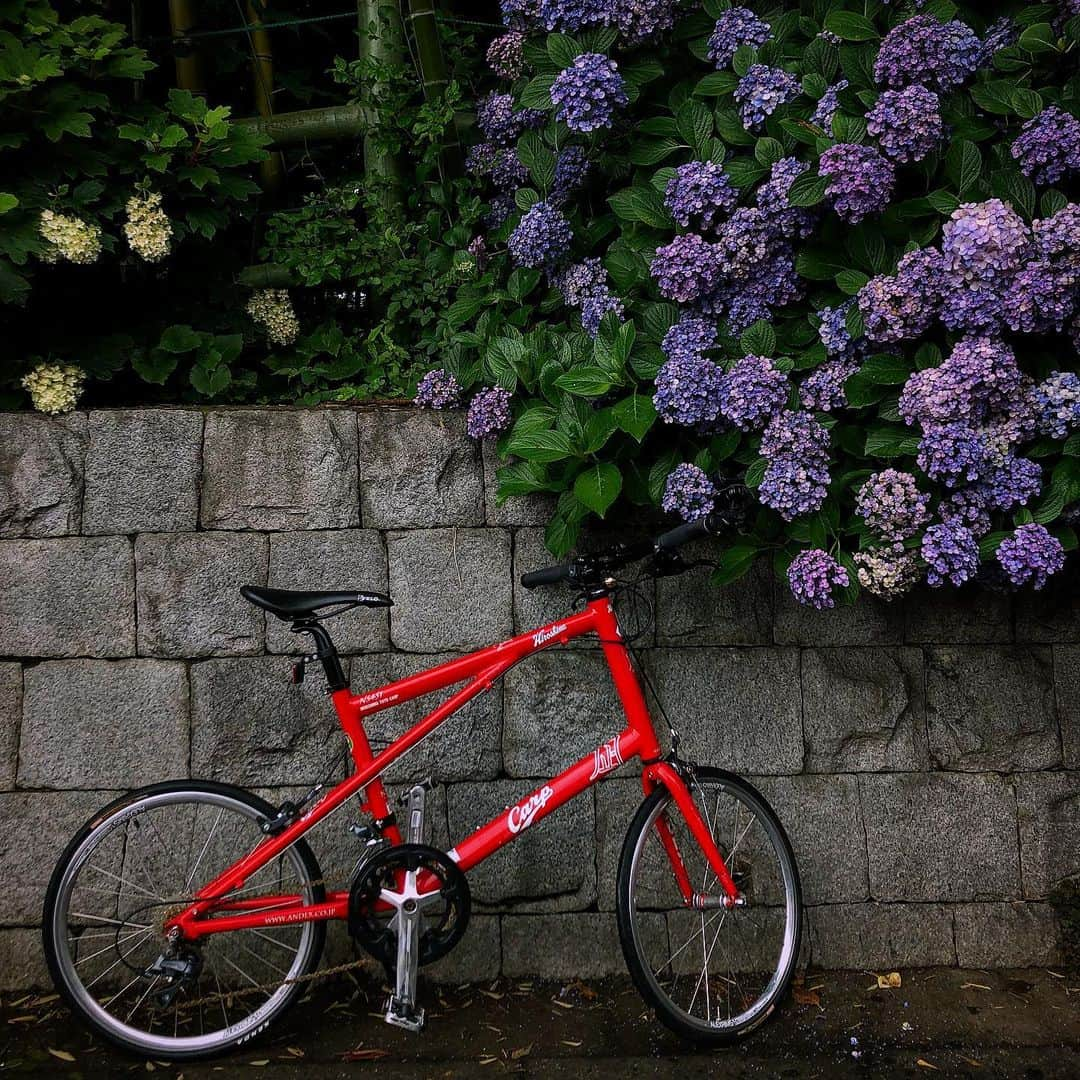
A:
[{"xmin": 42, "ymin": 507, "xmax": 802, "ymax": 1059}]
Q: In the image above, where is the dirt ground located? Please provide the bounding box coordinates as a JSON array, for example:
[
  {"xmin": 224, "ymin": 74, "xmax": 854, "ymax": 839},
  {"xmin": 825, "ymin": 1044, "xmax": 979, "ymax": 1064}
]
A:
[{"xmin": 2, "ymin": 967, "xmax": 1078, "ymax": 1079}]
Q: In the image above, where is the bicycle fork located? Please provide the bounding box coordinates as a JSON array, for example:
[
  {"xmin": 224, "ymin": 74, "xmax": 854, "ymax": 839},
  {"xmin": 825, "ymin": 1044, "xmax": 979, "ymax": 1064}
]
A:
[{"xmin": 384, "ymin": 782, "xmax": 430, "ymax": 1032}]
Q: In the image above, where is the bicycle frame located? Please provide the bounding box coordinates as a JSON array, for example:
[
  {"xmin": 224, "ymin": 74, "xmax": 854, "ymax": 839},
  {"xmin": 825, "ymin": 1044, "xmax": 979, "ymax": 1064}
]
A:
[{"xmin": 169, "ymin": 595, "xmax": 741, "ymax": 941}]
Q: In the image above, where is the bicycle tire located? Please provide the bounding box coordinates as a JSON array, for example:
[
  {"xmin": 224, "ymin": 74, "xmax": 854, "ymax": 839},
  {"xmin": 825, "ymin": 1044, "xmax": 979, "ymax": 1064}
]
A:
[
  {"xmin": 616, "ymin": 767, "xmax": 802, "ymax": 1044},
  {"xmin": 43, "ymin": 780, "xmax": 326, "ymax": 1060}
]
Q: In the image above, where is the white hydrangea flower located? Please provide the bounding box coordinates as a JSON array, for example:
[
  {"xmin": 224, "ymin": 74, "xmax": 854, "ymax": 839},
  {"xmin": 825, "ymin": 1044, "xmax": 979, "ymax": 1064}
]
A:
[
  {"xmin": 246, "ymin": 289, "xmax": 300, "ymax": 346},
  {"xmin": 39, "ymin": 210, "xmax": 102, "ymax": 265},
  {"xmin": 854, "ymin": 546, "xmax": 921, "ymax": 600},
  {"xmin": 123, "ymin": 190, "xmax": 173, "ymax": 262},
  {"xmin": 21, "ymin": 363, "xmax": 86, "ymax": 414}
]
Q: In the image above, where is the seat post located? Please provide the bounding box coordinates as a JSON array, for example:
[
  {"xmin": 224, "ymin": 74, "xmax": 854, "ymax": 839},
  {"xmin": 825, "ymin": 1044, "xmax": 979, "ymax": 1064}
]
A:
[{"xmin": 292, "ymin": 620, "xmax": 348, "ymax": 692}]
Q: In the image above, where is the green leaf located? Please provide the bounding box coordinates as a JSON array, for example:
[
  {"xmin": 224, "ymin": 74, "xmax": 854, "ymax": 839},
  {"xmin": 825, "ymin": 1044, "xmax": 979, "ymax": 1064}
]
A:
[
  {"xmin": 739, "ymin": 320, "xmax": 777, "ymax": 357},
  {"xmin": 517, "ymin": 131, "xmax": 556, "ymax": 191},
  {"xmin": 969, "ymin": 80, "xmax": 1016, "ymax": 115},
  {"xmin": 711, "ymin": 542, "xmax": 760, "ymax": 587},
  {"xmin": 574, "ymin": 462, "xmax": 622, "ymax": 517},
  {"xmin": 190, "ymin": 363, "xmax": 231, "ymax": 396},
  {"xmin": 694, "ymin": 71, "xmax": 739, "ymax": 96},
  {"xmin": 723, "ymin": 157, "xmax": 767, "ymax": 188},
  {"xmin": 0, "ymin": 194, "xmax": 17, "ymax": 215},
  {"xmin": 676, "ymin": 100, "xmax": 714, "ymax": 149},
  {"xmin": 823, "ymin": 11, "xmax": 879, "ymax": 42},
  {"xmin": 627, "ymin": 137, "xmax": 683, "ymax": 165},
  {"xmin": 553, "ymin": 367, "xmax": 615, "ymax": 396},
  {"xmin": 1018, "ymin": 21, "xmax": 1056, "ymax": 54},
  {"xmin": 612, "ymin": 394, "xmax": 657, "ymax": 442},
  {"xmin": 505, "ymin": 428, "xmax": 576, "ymax": 463},
  {"xmin": 859, "ymin": 354, "xmax": 912, "ymax": 385},
  {"xmin": 607, "ymin": 185, "xmax": 672, "ymax": 228},
  {"xmin": 158, "ymin": 325, "xmax": 202, "ymax": 354},
  {"xmin": 1010, "ymin": 87, "xmax": 1045, "ymax": 119},
  {"xmin": 835, "ymin": 269, "xmax": 869, "ymax": 295},
  {"xmin": 744, "ymin": 457, "xmax": 767, "ymax": 489},
  {"xmin": 508, "ymin": 268, "xmax": 542, "ymax": 302},
  {"xmin": 786, "ymin": 172, "xmax": 828, "ymax": 207},
  {"xmin": 546, "ymin": 33, "xmax": 580, "ymax": 67},
  {"xmin": 648, "ymin": 450, "xmax": 679, "ymax": 504},
  {"xmin": 519, "ymin": 74, "xmax": 556, "ymax": 111},
  {"xmin": 132, "ymin": 348, "xmax": 179, "ymax": 384},
  {"xmin": 754, "ymin": 137, "xmax": 785, "ymax": 167},
  {"xmin": 945, "ymin": 139, "xmax": 982, "ymax": 193},
  {"xmin": 865, "ymin": 427, "xmax": 921, "ymax": 458}
]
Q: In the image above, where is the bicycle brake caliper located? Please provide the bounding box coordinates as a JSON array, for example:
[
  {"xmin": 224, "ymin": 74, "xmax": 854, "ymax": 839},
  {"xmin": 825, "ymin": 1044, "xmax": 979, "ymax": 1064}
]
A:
[{"xmin": 385, "ymin": 781, "xmax": 431, "ymax": 1032}]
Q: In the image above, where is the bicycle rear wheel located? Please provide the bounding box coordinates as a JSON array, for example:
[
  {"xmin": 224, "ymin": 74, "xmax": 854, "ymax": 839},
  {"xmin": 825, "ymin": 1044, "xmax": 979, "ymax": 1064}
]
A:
[
  {"xmin": 616, "ymin": 767, "xmax": 801, "ymax": 1043},
  {"xmin": 42, "ymin": 781, "xmax": 326, "ymax": 1060}
]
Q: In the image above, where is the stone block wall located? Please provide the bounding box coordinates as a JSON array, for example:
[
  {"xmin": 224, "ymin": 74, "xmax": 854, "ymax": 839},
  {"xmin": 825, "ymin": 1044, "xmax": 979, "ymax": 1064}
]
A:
[{"xmin": 0, "ymin": 405, "xmax": 1078, "ymax": 988}]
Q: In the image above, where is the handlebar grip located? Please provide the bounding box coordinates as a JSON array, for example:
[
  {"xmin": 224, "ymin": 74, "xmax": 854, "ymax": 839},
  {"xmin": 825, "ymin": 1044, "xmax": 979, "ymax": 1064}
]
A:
[
  {"xmin": 520, "ymin": 564, "xmax": 571, "ymax": 589},
  {"xmin": 656, "ymin": 512, "xmax": 722, "ymax": 551}
]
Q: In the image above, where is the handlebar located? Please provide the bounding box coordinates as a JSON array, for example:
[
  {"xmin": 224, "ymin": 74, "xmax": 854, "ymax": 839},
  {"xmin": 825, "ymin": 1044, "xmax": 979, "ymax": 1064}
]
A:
[{"xmin": 519, "ymin": 499, "xmax": 741, "ymax": 591}]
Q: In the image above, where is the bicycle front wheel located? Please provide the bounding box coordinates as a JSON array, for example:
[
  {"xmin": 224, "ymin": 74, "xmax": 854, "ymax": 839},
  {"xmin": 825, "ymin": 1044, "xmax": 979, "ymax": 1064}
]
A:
[
  {"xmin": 616, "ymin": 767, "xmax": 801, "ymax": 1043},
  {"xmin": 42, "ymin": 781, "xmax": 326, "ymax": 1060}
]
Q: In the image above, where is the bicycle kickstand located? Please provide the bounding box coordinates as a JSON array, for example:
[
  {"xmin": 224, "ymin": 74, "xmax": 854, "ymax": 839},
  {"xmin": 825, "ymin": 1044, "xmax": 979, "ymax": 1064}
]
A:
[{"xmin": 385, "ymin": 781, "xmax": 429, "ymax": 1033}]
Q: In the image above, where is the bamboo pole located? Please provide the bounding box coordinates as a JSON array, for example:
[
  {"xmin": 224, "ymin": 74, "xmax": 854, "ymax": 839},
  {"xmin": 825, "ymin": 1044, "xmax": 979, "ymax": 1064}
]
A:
[
  {"xmin": 357, "ymin": 0, "xmax": 405, "ymax": 210},
  {"xmin": 405, "ymin": 0, "xmax": 463, "ymax": 174},
  {"xmin": 233, "ymin": 103, "xmax": 374, "ymax": 146},
  {"xmin": 245, "ymin": 1, "xmax": 286, "ymax": 191},
  {"xmin": 168, "ymin": 0, "xmax": 206, "ymax": 95}
]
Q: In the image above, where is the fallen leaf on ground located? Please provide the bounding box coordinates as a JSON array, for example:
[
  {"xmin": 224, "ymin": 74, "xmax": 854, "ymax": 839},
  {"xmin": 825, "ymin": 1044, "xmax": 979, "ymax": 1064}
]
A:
[
  {"xmin": 7, "ymin": 1015, "xmax": 35, "ymax": 1024},
  {"xmin": 478, "ymin": 1056, "xmax": 498, "ymax": 1066},
  {"xmin": 551, "ymin": 998, "xmax": 574, "ymax": 1009},
  {"xmin": 960, "ymin": 983, "xmax": 992, "ymax": 991},
  {"xmin": 876, "ymin": 972, "xmax": 902, "ymax": 989},
  {"xmin": 248, "ymin": 1061, "xmax": 269, "ymax": 1067},
  {"xmin": 562, "ymin": 1040, "xmax": 582, "ymax": 1047},
  {"xmin": 285, "ymin": 1047, "xmax": 304, "ymax": 1058},
  {"xmin": 48, "ymin": 1049, "xmax": 75, "ymax": 1062},
  {"xmin": 342, "ymin": 1048, "xmax": 389, "ymax": 1062},
  {"xmin": 958, "ymin": 1055, "xmax": 983, "ymax": 1067},
  {"xmin": 917, "ymin": 1060, "xmax": 940, "ymax": 1071},
  {"xmin": 511, "ymin": 1044, "xmax": 532, "ymax": 1060},
  {"xmin": 793, "ymin": 986, "xmax": 821, "ymax": 1007}
]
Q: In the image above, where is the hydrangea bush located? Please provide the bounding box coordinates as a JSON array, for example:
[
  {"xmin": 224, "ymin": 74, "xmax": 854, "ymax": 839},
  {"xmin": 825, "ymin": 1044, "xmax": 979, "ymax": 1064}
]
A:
[{"xmin": 427, "ymin": 0, "xmax": 1080, "ymax": 606}]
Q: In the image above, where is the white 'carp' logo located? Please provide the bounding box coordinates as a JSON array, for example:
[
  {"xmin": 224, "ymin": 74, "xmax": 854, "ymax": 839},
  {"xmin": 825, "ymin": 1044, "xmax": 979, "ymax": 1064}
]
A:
[{"xmin": 507, "ymin": 785, "xmax": 554, "ymax": 834}]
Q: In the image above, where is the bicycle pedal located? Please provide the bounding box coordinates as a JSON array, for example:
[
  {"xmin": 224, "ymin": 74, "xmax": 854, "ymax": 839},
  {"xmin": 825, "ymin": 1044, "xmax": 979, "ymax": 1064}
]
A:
[
  {"xmin": 397, "ymin": 777, "xmax": 434, "ymax": 804},
  {"xmin": 384, "ymin": 995, "xmax": 425, "ymax": 1033}
]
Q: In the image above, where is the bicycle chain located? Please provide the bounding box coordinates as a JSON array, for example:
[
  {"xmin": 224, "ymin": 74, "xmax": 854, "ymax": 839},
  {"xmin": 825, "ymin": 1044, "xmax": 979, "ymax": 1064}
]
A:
[{"xmin": 133, "ymin": 861, "xmax": 380, "ymax": 1016}]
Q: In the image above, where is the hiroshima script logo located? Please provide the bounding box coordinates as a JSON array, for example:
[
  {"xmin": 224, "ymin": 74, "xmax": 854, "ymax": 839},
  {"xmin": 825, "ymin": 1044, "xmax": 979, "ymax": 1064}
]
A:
[
  {"xmin": 507, "ymin": 785, "xmax": 554, "ymax": 834},
  {"xmin": 532, "ymin": 624, "xmax": 567, "ymax": 648}
]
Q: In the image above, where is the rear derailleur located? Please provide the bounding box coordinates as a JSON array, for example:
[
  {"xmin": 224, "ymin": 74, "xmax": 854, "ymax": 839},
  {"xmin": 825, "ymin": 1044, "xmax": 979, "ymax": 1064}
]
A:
[{"xmin": 347, "ymin": 782, "xmax": 470, "ymax": 1032}]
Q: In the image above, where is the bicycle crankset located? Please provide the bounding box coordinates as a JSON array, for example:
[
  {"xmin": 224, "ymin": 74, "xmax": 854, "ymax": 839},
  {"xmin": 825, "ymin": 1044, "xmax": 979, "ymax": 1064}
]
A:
[{"xmin": 348, "ymin": 843, "xmax": 470, "ymax": 968}]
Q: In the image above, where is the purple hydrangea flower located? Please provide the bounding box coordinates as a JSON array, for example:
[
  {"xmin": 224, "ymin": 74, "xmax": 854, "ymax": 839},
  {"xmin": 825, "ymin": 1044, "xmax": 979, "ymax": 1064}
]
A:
[
  {"xmin": 818, "ymin": 143, "xmax": 895, "ymax": 224},
  {"xmin": 500, "ymin": 0, "xmax": 541, "ymax": 30},
  {"xmin": 1011, "ymin": 106, "xmax": 1080, "ymax": 186},
  {"xmin": 465, "ymin": 141, "xmax": 498, "ymax": 176},
  {"xmin": 651, "ymin": 233, "xmax": 724, "ymax": 303},
  {"xmin": 756, "ymin": 157, "xmax": 815, "ymax": 238},
  {"xmin": 537, "ymin": 0, "xmax": 606, "ymax": 31},
  {"xmin": 874, "ymin": 14, "xmax": 980, "ymax": 92},
  {"xmin": 707, "ymin": 6, "xmax": 771, "ymax": 68},
  {"xmin": 941, "ymin": 198, "xmax": 1031, "ymax": 286},
  {"xmin": 580, "ymin": 288, "xmax": 624, "ymax": 336},
  {"xmin": 665, "ymin": 161, "xmax": 739, "ymax": 233},
  {"xmin": 661, "ymin": 315, "xmax": 718, "ymax": 364},
  {"xmin": 490, "ymin": 149, "xmax": 528, "ymax": 192},
  {"xmin": 414, "ymin": 368, "xmax": 462, "ymax": 409},
  {"xmin": 1002, "ymin": 260, "xmax": 1077, "ymax": 333},
  {"xmin": 550, "ymin": 53, "xmax": 628, "ymax": 133},
  {"xmin": 653, "ymin": 355, "xmax": 725, "ymax": 428},
  {"xmin": 977, "ymin": 17, "xmax": 1019, "ymax": 66},
  {"xmin": 477, "ymin": 92, "xmax": 521, "ymax": 145},
  {"xmin": 466, "ymin": 385, "xmax": 512, "ymax": 439},
  {"xmin": 608, "ymin": 0, "xmax": 681, "ymax": 44},
  {"xmin": 996, "ymin": 523, "xmax": 1065, "ymax": 588},
  {"xmin": 857, "ymin": 248, "xmax": 942, "ymax": 343},
  {"xmin": 487, "ymin": 31, "xmax": 525, "ymax": 79},
  {"xmin": 982, "ymin": 456, "xmax": 1042, "ymax": 511},
  {"xmin": 735, "ymin": 65, "xmax": 799, "ymax": 130},
  {"xmin": 552, "ymin": 146, "xmax": 591, "ymax": 202},
  {"xmin": 507, "ymin": 200, "xmax": 573, "ymax": 268},
  {"xmin": 922, "ymin": 520, "xmax": 980, "ymax": 586},
  {"xmin": 662, "ymin": 463, "xmax": 717, "ymax": 521},
  {"xmin": 917, "ymin": 423, "xmax": 988, "ymax": 487},
  {"xmin": 715, "ymin": 208, "xmax": 783, "ymax": 278},
  {"xmin": 817, "ymin": 300, "xmax": 863, "ymax": 359},
  {"xmin": 866, "ymin": 85, "xmax": 944, "ymax": 163},
  {"xmin": 800, "ymin": 358, "xmax": 859, "ymax": 412},
  {"xmin": 554, "ymin": 257, "xmax": 607, "ymax": 306},
  {"xmin": 1035, "ymin": 371, "xmax": 1080, "ymax": 439},
  {"xmin": 811, "ymin": 79, "xmax": 848, "ymax": 129},
  {"xmin": 787, "ymin": 549, "xmax": 850, "ymax": 609},
  {"xmin": 483, "ymin": 194, "xmax": 515, "ymax": 229},
  {"xmin": 758, "ymin": 409, "xmax": 831, "ymax": 520},
  {"xmin": 467, "ymin": 236, "xmax": 487, "ymax": 272},
  {"xmin": 718, "ymin": 354, "xmax": 790, "ymax": 431},
  {"xmin": 855, "ymin": 469, "xmax": 931, "ymax": 542},
  {"xmin": 940, "ymin": 487, "xmax": 993, "ymax": 538}
]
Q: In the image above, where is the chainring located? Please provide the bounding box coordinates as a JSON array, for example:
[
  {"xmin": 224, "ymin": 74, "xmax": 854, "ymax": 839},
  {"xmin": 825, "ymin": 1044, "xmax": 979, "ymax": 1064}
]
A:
[{"xmin": 347, "ymin": 842, "xmax": 470, "ymax": 968}]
